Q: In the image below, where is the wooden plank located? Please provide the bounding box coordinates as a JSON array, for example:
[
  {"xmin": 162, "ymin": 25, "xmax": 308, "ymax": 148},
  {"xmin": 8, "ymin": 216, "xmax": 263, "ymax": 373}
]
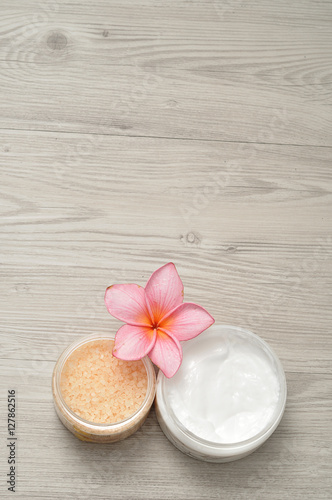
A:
[{"xmin": 0, "ymin": 2, "xmax": 331, "ymax": 144}]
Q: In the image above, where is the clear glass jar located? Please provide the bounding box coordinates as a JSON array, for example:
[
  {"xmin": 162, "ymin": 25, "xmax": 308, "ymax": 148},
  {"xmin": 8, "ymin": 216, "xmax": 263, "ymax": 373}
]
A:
[
  {"xmin": 52, "ymin": 333, "xmax": 156, "ymax": 443},
  {"xmin": 155, "ymin": 325, "xmax": 287, "ymax": 462}
]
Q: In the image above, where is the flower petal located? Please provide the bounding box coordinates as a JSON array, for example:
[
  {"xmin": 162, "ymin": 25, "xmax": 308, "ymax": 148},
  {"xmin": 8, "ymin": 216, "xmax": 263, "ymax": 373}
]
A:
[
  {"xmin": 104, "ymin": 284, "xmax": 151, "ymax": 326},
  {"xmin": 160, "ymin": 302, "xmax": 215, "ymax": 341},
  {"xmin": 148, "ymin": 329, "xmax": 183, "ymax": 378},
  {"xmin": 145, "ymin": 262, "xmax": 184, "ymax": 325},
  {"xmin": 113, "ymin": 324, "xmax": 156, "ymax": 360}
]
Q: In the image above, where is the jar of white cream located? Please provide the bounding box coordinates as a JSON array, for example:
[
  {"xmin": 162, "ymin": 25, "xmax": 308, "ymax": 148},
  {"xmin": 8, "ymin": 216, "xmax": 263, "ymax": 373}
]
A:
[{"xmin": 155, "ymin": 325, "xmax": 287, "ymax": 462}]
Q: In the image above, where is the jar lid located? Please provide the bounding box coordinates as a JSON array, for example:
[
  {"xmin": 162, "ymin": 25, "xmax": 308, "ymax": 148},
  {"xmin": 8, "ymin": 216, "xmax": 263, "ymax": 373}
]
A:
[{"xmin": 155, "ymin": 325, "xmax": 287, "ymax": 462}]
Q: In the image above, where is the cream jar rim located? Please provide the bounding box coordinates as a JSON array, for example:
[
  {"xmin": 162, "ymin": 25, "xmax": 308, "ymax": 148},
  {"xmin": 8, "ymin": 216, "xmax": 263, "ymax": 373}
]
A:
[{"xmin": 156, "ymin": 324, "xmax": 287, "ymax": 453}]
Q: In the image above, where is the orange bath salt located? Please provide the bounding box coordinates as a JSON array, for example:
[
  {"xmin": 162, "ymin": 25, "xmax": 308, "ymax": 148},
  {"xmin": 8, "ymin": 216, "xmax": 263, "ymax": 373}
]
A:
[{"xmin": 60, "ymin": 340, "xmax": 148, "ymax": 424}]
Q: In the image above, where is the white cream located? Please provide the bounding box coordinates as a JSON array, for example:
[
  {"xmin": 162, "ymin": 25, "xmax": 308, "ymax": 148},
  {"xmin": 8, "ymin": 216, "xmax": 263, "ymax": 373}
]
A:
[{"xmin": 165, "ymin": 327, "xmax": 280, "ymax": 444}]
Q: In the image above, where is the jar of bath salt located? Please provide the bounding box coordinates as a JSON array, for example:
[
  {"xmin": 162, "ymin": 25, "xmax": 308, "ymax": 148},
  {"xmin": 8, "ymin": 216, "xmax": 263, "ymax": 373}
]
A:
[
  {"xmin": 156, "ymin": 325, "xmax": 287, "ymax": 462},
  {"xmin": 52, "ymin": 333, "xmax": 156, "ymax": 443}
]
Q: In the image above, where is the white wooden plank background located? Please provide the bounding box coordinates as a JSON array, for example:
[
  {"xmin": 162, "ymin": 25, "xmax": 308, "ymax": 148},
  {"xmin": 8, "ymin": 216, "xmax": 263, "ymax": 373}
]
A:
[{"xmin": 0, "ymin": 0, "xmax": 331, "ymax": 498}]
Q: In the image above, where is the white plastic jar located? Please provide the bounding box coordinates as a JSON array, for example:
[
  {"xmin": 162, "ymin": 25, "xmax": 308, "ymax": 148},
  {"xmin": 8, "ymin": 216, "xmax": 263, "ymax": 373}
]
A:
[{"xmin": 155, "ymin": 325, "xmax": 287, "ymax": 462}]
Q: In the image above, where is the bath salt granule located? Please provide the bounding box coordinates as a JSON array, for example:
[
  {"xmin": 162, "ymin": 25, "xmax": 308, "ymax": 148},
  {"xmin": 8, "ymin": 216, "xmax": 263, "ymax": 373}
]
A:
[{"xmin": 60, "ymin": 340, "xmax": 148, "ymax": 424}]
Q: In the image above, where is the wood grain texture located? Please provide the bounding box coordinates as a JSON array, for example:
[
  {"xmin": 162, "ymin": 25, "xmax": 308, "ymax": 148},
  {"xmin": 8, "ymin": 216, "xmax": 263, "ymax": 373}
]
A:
[{"xmin": 0, "ymin": 0, "xmax": 331, "ymax": 499}]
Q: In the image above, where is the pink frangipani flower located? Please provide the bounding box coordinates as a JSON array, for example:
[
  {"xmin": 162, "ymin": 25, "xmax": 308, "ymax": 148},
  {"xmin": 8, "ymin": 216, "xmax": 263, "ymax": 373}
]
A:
[{"xmin": 104, "ymin": 263, "xmax": 214, "ymax": 378}]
